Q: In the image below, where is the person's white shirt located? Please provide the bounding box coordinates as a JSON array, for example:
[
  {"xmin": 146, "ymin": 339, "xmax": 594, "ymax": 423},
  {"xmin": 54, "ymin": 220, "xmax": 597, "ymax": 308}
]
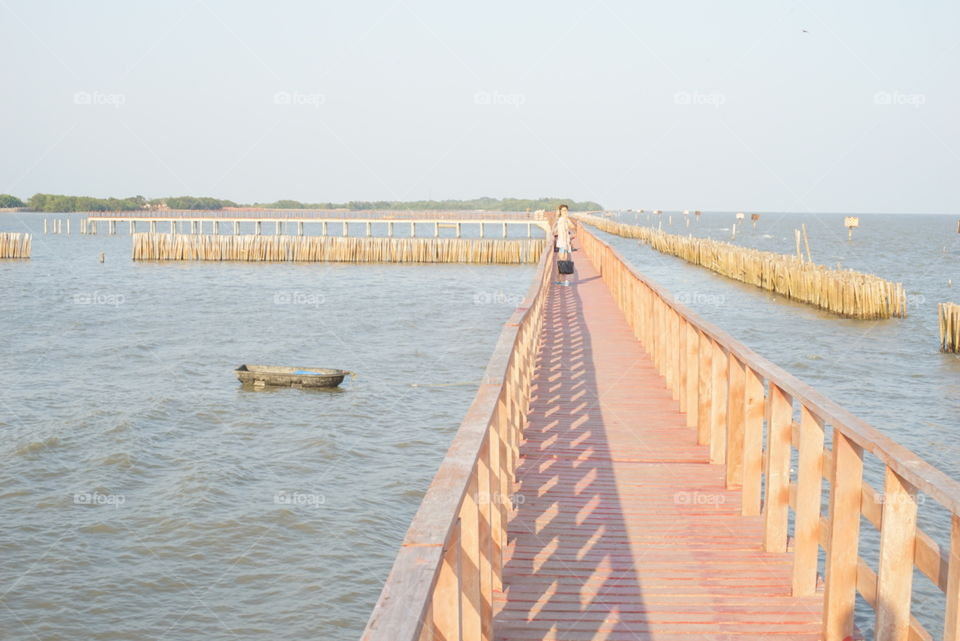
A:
[{"xmin": 556, "ymin": 213, "xmax": 571, "ymax": 252}]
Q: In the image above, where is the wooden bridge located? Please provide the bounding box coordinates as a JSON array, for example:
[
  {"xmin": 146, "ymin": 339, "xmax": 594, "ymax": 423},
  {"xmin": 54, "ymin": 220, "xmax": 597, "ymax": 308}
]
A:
[
  {"xmin": 361, "ymin": 222, "xmax": 960, "ymax": 641},
  {"xmin": 78, "ymin": 211, "xmax": 549, "ymax": 238}
]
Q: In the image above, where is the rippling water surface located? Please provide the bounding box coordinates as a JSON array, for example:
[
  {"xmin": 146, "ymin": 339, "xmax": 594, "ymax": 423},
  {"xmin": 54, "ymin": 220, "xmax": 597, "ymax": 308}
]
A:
[
  {"xmin": 3, "ymin": 211, "xmax": 958, "ymax": 640},
  {"xmin": 0, "ymin": 213, "xmax": 534, "ymax": 640}
]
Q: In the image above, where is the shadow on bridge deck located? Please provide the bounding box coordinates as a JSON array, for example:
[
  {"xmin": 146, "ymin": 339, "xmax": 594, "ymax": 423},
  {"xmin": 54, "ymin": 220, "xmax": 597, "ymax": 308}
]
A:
[{"xmin": 493, "ymin": 247, "xmax": 823, "ymax": 641}]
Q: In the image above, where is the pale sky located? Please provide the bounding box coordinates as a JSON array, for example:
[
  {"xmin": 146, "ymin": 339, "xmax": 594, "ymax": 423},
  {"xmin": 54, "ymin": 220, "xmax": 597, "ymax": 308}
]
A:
[{"xmin": 1, "ymin": 1, "xmax": 957, "ymax": 213}]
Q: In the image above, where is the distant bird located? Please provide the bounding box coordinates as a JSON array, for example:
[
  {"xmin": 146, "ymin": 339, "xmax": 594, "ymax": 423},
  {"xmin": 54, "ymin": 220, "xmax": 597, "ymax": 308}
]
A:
[{"xmin": 802, "ymin": 29, "xmax": 809, "ymax": 33}]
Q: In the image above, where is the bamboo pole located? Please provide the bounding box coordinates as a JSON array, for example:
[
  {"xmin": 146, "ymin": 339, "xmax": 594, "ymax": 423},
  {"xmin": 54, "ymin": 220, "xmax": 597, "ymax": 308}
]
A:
[
  {"xmin": 0, "ymin": 232, "xmax": 31, "ymax": 258},
  {"xmin": 940, "ymin": 303, "xmax": 960, "ymax": 352}
]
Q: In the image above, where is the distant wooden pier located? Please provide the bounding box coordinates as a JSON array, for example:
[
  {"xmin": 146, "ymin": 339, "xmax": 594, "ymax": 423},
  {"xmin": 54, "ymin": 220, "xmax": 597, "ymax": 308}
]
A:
[{"xmin": 80, "ymin": 211, "xmax": 548, "ymax": 239}]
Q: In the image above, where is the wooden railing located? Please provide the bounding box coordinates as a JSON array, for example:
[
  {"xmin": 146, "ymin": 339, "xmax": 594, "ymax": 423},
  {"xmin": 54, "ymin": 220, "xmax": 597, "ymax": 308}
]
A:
[
  {"xmin": 578, "ymin": 223, "xmax": 960, "ymax": 641},
  {"xmin": 360, "ymin": 239, "xmax": 553, "ymax": 641}
]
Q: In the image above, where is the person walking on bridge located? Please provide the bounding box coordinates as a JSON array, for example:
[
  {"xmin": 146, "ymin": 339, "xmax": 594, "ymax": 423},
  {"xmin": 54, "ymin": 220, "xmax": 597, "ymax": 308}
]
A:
[{"xmin": 555, "ymin": 204, "xmax": 574, "ymax": 285}]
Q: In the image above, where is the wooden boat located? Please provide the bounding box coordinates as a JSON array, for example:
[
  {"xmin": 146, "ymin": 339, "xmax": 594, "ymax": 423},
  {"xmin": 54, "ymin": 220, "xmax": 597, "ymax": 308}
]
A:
[{"xmin": 235, "ymin": 364, "xmax": 350, "ymax": 389}]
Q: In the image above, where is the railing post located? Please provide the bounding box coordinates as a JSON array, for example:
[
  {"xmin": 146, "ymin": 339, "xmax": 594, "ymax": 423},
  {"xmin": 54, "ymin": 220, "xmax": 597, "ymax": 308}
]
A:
[
  {"xmin": 477, "ymin": 436, "xmax": 493, "ymax": 641},
  {"xmin": 945, "ymin": 515, "xmax": 960, "ymax": 641},
  {"xmin": 875, "ymin": 467, "xmax": 919, "ymax": 641},
  {"xmin": 670, "ymin": 308, "xmax": 681, "ymax": 400},
  {"xmin": 792, "ymin": 405, "xmax": 825, "ymax": 596},
  {"xmin": 488, "ymin": 404, "xmax": 504, "ymax": 593},
  {"xmin": 431, "ymin": 520, "xmax": 462, "ymax": 641},
  {"xmin": 654, "ymin": 298, "xmax": 664, "ymax": 375},
  {"xmin": 697, "ymin": 330, "xmax": 713, "ymax": 446},
  {"xmin": 678, "ymin": 317, "xmax": 687, "ymax": 411},
  {"xmin": 709, "ymin": 340, "xmax": 728, "ymax": 464},
  {"xmin": 822, "ymin": 430, "xmax": 864, "ymax": 641},
  {"xmin": 741, "ymin": 367, "xmax": 764, "ymax": 515},
  {"xmin": 460, "ymin": 471, "xmax": 481, "ymax": 641},
  {"xmin": 725, "ymin": 355, "xmax": 746, "ymax": 488},
  {"xmin": 763, "ymin": 384, "xmax": 792, "ymax": 552},
  {"xmin": 685, "ymin": 323, "xmax": 698, "ymax": 429}
]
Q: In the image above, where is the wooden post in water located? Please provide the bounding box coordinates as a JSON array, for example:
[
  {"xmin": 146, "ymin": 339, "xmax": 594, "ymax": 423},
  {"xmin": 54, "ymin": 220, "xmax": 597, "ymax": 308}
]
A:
[
  {"xmin": 751, "ymin": 213, "xmax": 760, "ymax": 229},
  {"xmin": 940, "ymin": 303, "xmax": 960, "ymax": 352},
  {"xmin": 256, "ymin": 220, "xmax": 262, "ymax": 235},
  {"xmin": 298, "ymin": 221, "xmax": 304, "ymax": 236},
  {"xmin": 845, "ymin": 216, "xmax": 860, "ymax": 240},
  {"xmin": 43, "ymin": 219, "xmax": 47, "ymax": 234}
]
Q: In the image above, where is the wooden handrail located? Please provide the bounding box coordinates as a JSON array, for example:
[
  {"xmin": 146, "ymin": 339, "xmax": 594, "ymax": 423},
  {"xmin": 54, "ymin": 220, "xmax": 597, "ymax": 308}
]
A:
[
  {"xmin": 578, "ymin": 223, "xmax": 960, "ymax": 515},
  {"xmin": 360, "ymin": 239, "xmax": 553, "ymax": 641},
  {"xmin": 577, "ymin": 222, "xmax": 960, "ymax": 641}
]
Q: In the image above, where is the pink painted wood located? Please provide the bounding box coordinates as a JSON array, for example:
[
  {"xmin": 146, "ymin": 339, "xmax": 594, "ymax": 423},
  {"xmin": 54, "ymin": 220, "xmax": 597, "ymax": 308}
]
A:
[{"xmin": 494, "ymin": 243, "xmax": 823, "ymax": 640}]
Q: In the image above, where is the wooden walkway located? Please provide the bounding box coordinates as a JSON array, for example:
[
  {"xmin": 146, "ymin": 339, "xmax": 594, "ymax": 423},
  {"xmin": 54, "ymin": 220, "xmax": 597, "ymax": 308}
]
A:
[{"xmin": 494, "ymin": 246, "xmax": 824, "ymax": 640}]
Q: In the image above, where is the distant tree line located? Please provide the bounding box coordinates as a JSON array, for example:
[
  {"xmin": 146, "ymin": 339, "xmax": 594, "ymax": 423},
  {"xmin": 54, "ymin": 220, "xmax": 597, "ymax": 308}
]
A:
[
  {"xmin": 252, "ymin": 197, "xmax": 602, "ymax": 211},
  {"xmin": 0, "ymin": 194, "xmax": 26, "ymax": 208},
  {"xmin": 24, "ymin": 194, "xmax": 238, "ymax": 212},
  {"xmin": 6, "ymin": 194, "xmax": 602, "ymax": 213}
]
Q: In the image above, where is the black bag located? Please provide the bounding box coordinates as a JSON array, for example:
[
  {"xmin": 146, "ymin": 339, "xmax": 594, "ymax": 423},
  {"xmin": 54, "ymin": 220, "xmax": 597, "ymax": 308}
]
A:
[{"xmin": 558, "ymin": 260, "xmax": 574, "ymax": 274}]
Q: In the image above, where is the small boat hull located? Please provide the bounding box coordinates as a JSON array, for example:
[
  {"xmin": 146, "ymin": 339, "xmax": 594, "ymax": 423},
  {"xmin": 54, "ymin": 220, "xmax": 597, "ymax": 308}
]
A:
[{"xmin": 235, "ymin": 365, "xmax": 349, "ymax": 389}]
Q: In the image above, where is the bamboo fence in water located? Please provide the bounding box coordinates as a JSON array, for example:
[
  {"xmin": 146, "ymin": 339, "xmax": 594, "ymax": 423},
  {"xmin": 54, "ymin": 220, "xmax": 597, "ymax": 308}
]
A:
[
  {"xmin": 132, "ymin": 233, "xmax": 545, "ymax": 264},
  {"xmin": 575, "ymin": 213, "xmax": 905, "ymax": 320},
  {"xmin": 940, "ymin": 303, "xmax": 960, "ymax": 352},
  {"xmin": 0, "ymin": 233, "xmax": 31, "ymax": 258}
]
